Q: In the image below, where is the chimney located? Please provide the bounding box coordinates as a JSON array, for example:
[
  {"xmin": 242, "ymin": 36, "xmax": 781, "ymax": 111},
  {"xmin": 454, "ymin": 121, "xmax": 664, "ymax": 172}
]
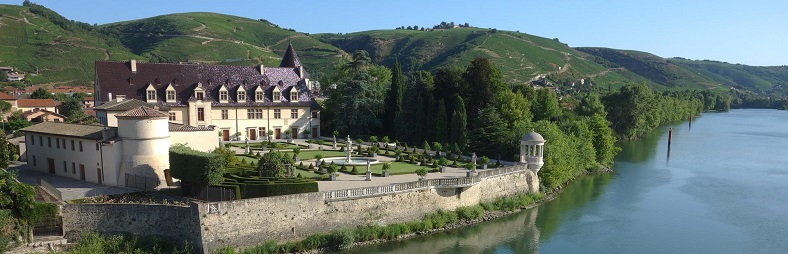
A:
[
  {"xmin": 259, "ymin": 64, "xmax": 265, "ymax": 75},
  {"xmin": 298, "ymin": 66, "xmax": 304, "ymax": 78},
  {"xmin": 130, "ymin": 60, "xmax": 137, "ymax": 73},
  {"xmin": 116, "ymin": 95, "xmax": 126, "ymax": 102},
  {"xmin": 108, "ymin": 92, "xmax": 112, "ymax": 102}
]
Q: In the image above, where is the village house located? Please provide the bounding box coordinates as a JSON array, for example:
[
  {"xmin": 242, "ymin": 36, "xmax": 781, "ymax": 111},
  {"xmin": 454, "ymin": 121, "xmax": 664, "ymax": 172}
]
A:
[{"xmin": 94, "ymin": 44, "xmax": 321, "ymax": 142}]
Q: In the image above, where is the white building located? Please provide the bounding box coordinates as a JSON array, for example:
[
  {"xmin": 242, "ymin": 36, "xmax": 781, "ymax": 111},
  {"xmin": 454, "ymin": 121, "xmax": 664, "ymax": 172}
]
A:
[
  {"xmin": 94, "ymin": 43, "xmax": 321, "ymax": 142},
  {"xmin": 22, "ymin": 106, "xmax": 218, "ymax": 190}
]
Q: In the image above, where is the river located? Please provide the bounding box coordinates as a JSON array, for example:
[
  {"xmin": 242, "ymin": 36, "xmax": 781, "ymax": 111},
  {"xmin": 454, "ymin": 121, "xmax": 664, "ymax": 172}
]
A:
[{"xmin": 341, "ymin": 109, "xmax": 788, "ymax": 254}]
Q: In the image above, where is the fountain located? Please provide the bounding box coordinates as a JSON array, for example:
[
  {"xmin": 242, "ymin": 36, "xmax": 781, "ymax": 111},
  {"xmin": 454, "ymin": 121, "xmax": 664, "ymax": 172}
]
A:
[{"xmin": 318, "ymin": 135, "xmax": 379, "ymax": 166}]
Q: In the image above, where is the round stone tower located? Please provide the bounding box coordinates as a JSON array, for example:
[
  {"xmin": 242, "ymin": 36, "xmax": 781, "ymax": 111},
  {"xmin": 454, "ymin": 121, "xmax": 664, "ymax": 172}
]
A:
[
  {"xmin": 520, "ymin": 130, "xmax": 546, "ymax": 172},
  {"xmin": 115, "ymin": 106, "xmax": 170, "ymax": 190}
]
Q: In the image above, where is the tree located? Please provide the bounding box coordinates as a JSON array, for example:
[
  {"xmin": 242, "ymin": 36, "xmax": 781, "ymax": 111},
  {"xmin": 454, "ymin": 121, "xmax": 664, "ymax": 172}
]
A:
[
  {"xmin": 450, "ymin": 96, "xmax": 468, "ymax": 151},
  {"xmin": 468, "ymin": 107, "xmax": 510, "ymax": 157},
  {"xmin": 395, "ymin": 71, "xmax": 434, "ymax": 143},
  {"xmin": 462, "ymin": 58, "xmax": 504, "ymax": 122},
  {"xmin": 588, "ymin": 114, "xmax": 619, "ymax": 166},
  {"xmin": 435, "ymin": 99, "xmax": 448, "ymax": 143},
  {"xmin": 6, "ymin": 111, "xmax": 30, "ymax": 131},
  {"xmin": 383, "ymin": 59, "xmax": 405, "ymax": 136},
  {"xmin": 257, "ymin": 150, "xmax": 293, "ymax": 178},
  {"xmin": 59, "ymin": 97, "xmax": 83, "ymax": 120},
  {"xmin": 0, "ymin": 134, "xmax": 8, "ymax": 170},
  {"xmin": 29, "ymin": 87, "xmax": 52, "ymax": 99},
  {"xmin": 495, "ymin": 90, "xmax": 532, "ymax": 128},
  {"xmin": 532, "ymin": 88, "xmax": 560, "ymax": 121},
  {"xmin": 576, "ymin": 93, "xmax": 606, "ymax": 117},
  {"xmin": 0, "ymin": 71, "xmax": 6, "ymax": 82},
  {"xmin": 415, "ymin": 168, "xmax": 428, "ymax": 180}
]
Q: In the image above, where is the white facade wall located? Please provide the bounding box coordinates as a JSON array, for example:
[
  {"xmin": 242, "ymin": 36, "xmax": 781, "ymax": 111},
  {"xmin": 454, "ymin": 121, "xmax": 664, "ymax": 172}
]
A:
[
  {"xmin": 169, "ymin": 130, "xmax": 219, "ymax": 153},
  {"xmin": 210, "ymin": 106, "xmax": 319, "ymax": 141},
  {"xmin": 24, "ymin": 133, "xmax": 123, "ymax": 186}
]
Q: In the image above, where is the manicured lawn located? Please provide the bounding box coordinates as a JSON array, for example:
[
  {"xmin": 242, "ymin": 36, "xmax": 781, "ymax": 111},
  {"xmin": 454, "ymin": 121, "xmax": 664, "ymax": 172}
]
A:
[
  {"xmin": 227, "ymin": 157, "xmax": 323, "ymax": 179},
  {"xmin": 338, "ymin": 161, "xmax": 439, "ymax": 176},
  {"xmin": 298, "ymin": 150, "xmax": 349, "ymax": 160},
  {"xmin": 229, "ymin": 142, "xmax": 305, "ymax": 150}
]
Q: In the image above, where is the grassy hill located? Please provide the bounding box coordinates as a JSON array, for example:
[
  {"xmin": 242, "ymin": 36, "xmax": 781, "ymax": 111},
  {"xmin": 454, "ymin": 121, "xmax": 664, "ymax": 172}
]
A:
[
  {"xmin": 99, "ymin": 12, "xmax": 345, "ymax": 75},
  {"xmin": 0, "ymin": 4, "xmax": 139, "ymax": 85},
  {"xmin": 314, "ymin": 28, "xmax": 653, "ymax": 90},
  {"xmin": 0, "ymin": 3, "xmax": 784, "ymax": 98}
]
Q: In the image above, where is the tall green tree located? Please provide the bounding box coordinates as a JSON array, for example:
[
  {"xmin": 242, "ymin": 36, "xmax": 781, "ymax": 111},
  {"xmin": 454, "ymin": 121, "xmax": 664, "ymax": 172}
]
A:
[
  {"xmin": 435, "ymin": 99, "xmax": 448, "ymax": 143},
  {"xmin": 433, "ymin": 66, "xmax": 465, "ymax": 114},
  {"xmin": 257, "ymin": 150, "xmax": 293, "ymax": 178},
  {"xmin": 450, "ymin": 96, "xmax": 468, "ymax": 151},
  {"xmin": 395, "ymin": 71, "xmax": 434, "ymax": 143},
  {"xmin": 468, "ymin": 107, "xmax": 509, "ymax": 157},
  {"xmin": 532, "ymin": 88, "xmax": 561, "ymax": 121},
  {"xmin": 588, "ymin": 114, "xmax": 619, "ymax": 166},
  {"xmin": 495, "ymin": 89, "xmax": 532, "ymax": 128},
  {"xmin": 576, "ymin": 93, "xmax": 606, "ymax": 117},
  {"xmin": 462, "ymin": 58, "xmax": 505, "ymax": 122},
  {"xmin": 383, "ymin": 59, "xmax": 405, "ymax": 136}
]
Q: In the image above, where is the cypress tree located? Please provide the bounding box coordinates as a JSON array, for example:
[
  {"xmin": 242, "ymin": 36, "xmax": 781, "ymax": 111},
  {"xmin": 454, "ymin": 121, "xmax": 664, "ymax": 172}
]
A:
[
  {"xmin": 450, "ymin": 97, "xmax": 468, "ymax": 151},
  {"xmin": 435, "ymin": 99, "xmax": 448, "ymax": 143},
  {"xmin": 384, "ymin": 59, "xmax": 405, "ymax": 136}
]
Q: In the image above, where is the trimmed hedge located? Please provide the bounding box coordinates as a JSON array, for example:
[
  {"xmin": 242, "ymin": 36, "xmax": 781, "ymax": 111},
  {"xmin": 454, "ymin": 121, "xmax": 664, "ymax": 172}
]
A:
[
  {"xmin": 214, "ymin": 174, "xmax": 318, "ymax": 199},
  {"xmin": 169, "ymin": 145, "xmax": 225, "ymax": 186}
]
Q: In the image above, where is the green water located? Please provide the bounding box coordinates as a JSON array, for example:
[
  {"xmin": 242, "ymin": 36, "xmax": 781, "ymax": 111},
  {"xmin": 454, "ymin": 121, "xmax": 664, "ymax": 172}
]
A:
[{"xmin": 342, "ymin": 109, "xmax": 788, "ymax": 253}]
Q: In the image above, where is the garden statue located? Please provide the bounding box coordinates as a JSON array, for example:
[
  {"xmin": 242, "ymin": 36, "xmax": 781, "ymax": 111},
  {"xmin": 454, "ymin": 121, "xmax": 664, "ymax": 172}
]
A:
[{"xmin": 365, "ymin": 160, "xmax": 372, "ymax": 181}]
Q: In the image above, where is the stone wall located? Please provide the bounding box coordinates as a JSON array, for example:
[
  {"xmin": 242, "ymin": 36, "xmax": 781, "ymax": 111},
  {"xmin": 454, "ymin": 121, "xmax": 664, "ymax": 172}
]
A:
[
  {"xmin": 61, "ymin": 203, "xmax": 201, "ymax": 247},
  {"xmin": 197, "ymin": 169, "xmax": 539, "ymax": 252},
  {"xmin": 60, "ymin": 166, "xmax": 539, "ymax": 253}
]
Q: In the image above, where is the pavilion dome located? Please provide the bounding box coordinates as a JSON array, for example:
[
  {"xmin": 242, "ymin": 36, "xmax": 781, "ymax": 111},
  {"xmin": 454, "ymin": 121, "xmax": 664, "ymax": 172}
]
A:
[{"xmin": 521, "ymin": 130, "xmax": 545, "ymax": 142}]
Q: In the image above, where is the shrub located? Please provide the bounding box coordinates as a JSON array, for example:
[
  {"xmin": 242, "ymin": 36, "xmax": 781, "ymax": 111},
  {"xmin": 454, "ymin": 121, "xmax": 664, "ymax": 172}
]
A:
[
  {"xmin": 301, "ymin": 233, "xmax": 329, "ymax": 250},
  {"xmin": 456, "ymin": 205, "xmax": 485, "ymax": 220},
  {"xmin": 407, "ymin": 221, "xmax": 428, "ymax": 233},
  {"xmin": 170, "ymin": 145, "xmax": 225, "ymax": 186},
  {"xmin": 352, "ymin": 165, "xmax": 359, "ymax": 173},
  {"xmin": 340, "ymin": 164, "xmax": 348, "ymax": 172},
  {"xmin": 355, "ymin": 226, "xmax": 383, "ymax": 241},
  {"xmin": 329, "ymin": 230, "xmax": 355, "ymax": 250}
]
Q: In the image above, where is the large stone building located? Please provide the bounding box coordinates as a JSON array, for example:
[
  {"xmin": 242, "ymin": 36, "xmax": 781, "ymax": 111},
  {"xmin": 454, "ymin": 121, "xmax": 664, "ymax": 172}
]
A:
[{"xmin": 94, "ymin": 44, "xmax": 321, "ymax": 142}]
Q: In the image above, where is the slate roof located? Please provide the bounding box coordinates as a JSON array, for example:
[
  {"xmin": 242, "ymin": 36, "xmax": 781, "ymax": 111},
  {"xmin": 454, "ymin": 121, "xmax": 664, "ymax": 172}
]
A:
[
  {"xmin": 168, "ymin": 123, "xmax": 215, "ymax": 132},
  {"xmin": 21, "ymin": 122, "xmax": 112, "ymax": 140},
  {"xmin": 94, "ymin": 98, "xmax": 170, "ymax": 111},
  {"xmin": 17, "ymin": 99, "xmax": 57, "ymax": 107},
  {"xmin": 95, "ymin": 46, "xmax": 316, "ymax": 109},
  {"xmin": 279, "ymin": 43, "xmax": 302, "ymax": 68},
  {"xmin": 115, "ymin": 106, "xmax": 169, "ymax": 118}
]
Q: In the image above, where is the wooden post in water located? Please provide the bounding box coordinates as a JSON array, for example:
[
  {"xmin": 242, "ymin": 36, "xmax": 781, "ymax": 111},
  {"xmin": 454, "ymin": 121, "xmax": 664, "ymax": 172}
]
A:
[
  {"xmin": 689, "ymin": 115, "xmax": 693, "ymax": 129},
  {"xmin": 668, "ymin": 128, "xmax": 673, "ymax": 149}
]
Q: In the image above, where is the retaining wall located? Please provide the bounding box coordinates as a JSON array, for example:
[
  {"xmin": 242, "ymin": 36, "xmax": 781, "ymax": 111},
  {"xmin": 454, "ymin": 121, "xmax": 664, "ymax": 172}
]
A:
[{"xmin": 62, "ymin": 164, "xmax": 539, "ymax": 253}]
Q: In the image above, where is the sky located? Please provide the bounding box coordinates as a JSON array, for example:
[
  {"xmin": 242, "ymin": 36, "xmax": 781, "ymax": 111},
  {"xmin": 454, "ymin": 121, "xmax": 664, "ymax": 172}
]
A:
[{"xmin": 2, "ymin": 0, "xmax": 786, "ymax": 66}]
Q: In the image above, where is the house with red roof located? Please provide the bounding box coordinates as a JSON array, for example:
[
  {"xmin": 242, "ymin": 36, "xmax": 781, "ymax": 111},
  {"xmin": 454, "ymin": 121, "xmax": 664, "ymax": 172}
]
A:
[{"xmin": 94, "ymin": 43, "xmax": 320, "ymax": 141}]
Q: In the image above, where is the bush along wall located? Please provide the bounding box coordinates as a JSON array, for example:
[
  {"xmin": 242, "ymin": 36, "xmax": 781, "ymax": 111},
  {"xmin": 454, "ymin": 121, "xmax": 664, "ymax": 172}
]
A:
[{"xmin": 169, "ymin": 145, "xmax": 225, "ymax": 196}]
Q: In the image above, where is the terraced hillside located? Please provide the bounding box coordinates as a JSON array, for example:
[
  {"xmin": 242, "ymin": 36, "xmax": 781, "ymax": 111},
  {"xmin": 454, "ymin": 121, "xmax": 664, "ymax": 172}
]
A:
[
  {"xmin": 315, "ymin": 28, "xmax": 652, "ymax": 89},
  {"xmin": 0, "ymin": 4, "xmax": 139, "ymax": 85},
  {"xmin": 670, "ymin": 58, "xmax": 788, "ymax": 96},
  {"xmin": 99, "ymin": 12, "xmax": 345, "ymax": 75}
]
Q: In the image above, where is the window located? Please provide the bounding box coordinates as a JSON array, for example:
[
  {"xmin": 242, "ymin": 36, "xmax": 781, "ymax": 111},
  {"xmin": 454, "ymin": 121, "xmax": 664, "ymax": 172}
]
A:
[
  {"xmin": 71, "ymin": 140, "xmax": 75, "ymax": 151},
  {"xmin": 63, "ymin": 161, "xmax": 66, "ymax": 172},
  {"xmin": 31, "ymin": 135, "xmax": 34, "ymax": 145},
  {"xmin": 72, "ymin": 162, "xmax": 76, "ymax": 174},
  {"xmin": 273, "ymin": 91, "xmax": 280, "ymax": 101},
  {"xmin": 196, "ymin": 91, "xmax": 204, "ymax": 100},
  {"xmin": 311, "ymin": 111, "xmax": 318, "ymax": 118},
  {"xmin": 247, "ymin": 109, "xmax": 263, "ymax": 119},
  {"xmin": 221, "ymin": 110, "xmax": 228, "ymax": 119},
  {"xmin": 56, "ymin": 138, "xmax": 60, "ymax": 149},
  {"xmin": 255, "ymin": 91, "xmax": 264, "ymax": 101},
  {"xmin": 197, "ymin": 108, "xmax": 204, "ymax": 121},
  {"xmin": 39, "ymin": 136, "xmax": 42, "ymax": 146},
  {"xmin": 167, "ymin": 90, "xmax": 176, "ymax": 101},
  {"xmin": 96, "ymin": 143, "xmax": 99, "ymax": 151},
  {"xmin": 274, "ymin": 109, "xmax": 281, "ymax": 119},
  {"xmin": 32, "ymin": 156, "xmax": 36, "ymax": 166},
  {"xmin": 238, "ymin": 91, "xmax": 246, "ymax": 102},
  {"xmin": 291, "ymin": 109, "xmax": 298, "ymax": 118},
  {"xmin": 220, "ymin": 90, "xmax": 228, "ymax": 101},
  {"xmin": 169, "ymin": 112, "xmax": 176, "ymax": 121},
  {"xmin": 146, "ymin": 90, "xmax": 156, "ymax": 101},
  {"xmin": 258, "ymin": 127, "xmax": 265, "ymax": 140},
  {"xmin": 48, "ymin": 137, "xmax": 51, "ymax": 147},
  {"xmin": 62, "ymin": 139, "xmax": 66, "ymax": 149},
  {"xmin": 290, "ymin": 91, "xmax": 298, "ymax": 101},
  {"xmin": 79, "ymin": 141, "xmax": 83, "ymax": 152}
]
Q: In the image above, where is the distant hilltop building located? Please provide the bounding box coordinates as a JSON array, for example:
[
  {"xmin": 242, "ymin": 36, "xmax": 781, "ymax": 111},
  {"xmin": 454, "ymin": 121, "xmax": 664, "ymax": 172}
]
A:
[{"xmin": 94, "ymin": 43, "xmax": 321, "ymax": 141}]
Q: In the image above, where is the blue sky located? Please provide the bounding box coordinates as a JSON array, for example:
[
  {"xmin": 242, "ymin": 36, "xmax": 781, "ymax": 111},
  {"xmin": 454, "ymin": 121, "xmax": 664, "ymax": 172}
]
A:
[{"xmin": 2, "ymin": 0, "xmax": 786, "ymax": 66}]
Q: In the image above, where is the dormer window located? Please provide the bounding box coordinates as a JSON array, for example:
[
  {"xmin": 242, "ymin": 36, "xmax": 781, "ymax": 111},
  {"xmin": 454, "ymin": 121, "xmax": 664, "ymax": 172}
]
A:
[
  {"xmin": 290, "ymin": 90, "xmax": 298, "ymax": 101},
  {"xmin": 145, "ymin": 85, "xmax": 157, "ymax": 102},
  {"xmin": 219, "ymin": 85, "xmax": 229, "ymax": 103},
  {"xmin": 196, "ymin": 92, "xmax": 204, "ymax": 100},
  {"xmin": 195, "ymin": 82, "xmax": 205, "ymax": 101},
  {"xmin": 272, "ymin": 86, "xmax": 281, "ymax": 102},
  {"xmin": 238, "ymin": 90, "xmax": 246, "ymax": 102},
  {"xmin": 165, "ymin": 84, "xmax": 176, "ymax": 103}
]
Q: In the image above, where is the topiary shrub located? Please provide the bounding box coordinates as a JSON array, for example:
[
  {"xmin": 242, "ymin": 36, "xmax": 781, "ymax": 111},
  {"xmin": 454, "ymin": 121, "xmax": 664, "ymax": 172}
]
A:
[{"xmin": 352, "ymin": 165, "xmax": 359, "ymax": 173}]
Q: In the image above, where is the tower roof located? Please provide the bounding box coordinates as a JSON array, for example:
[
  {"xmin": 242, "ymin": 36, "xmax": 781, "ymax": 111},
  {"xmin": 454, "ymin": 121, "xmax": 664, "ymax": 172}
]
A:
[
  {"xmin": 279, "ymin": 43, "xmax": 302, "ymax": 68},
  {"xmin": 521, "ymin": 130, "xmax": 545, "ymax": 142},
  {"xmin": 115, "ymin": 106, "xmax": 169, "ymax": 118}
]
